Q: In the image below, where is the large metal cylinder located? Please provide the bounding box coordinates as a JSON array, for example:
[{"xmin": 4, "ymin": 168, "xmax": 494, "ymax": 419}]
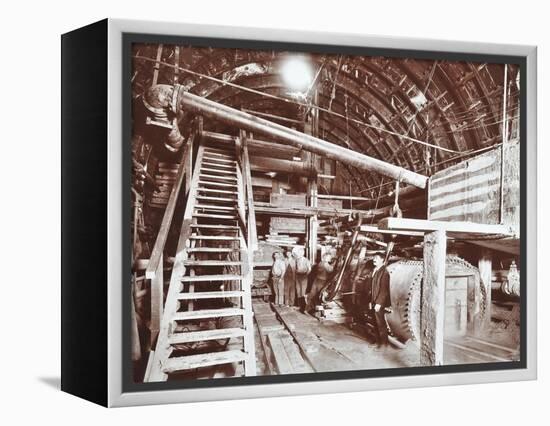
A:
[{"xmin": 385, "ymin": 256, "xmax": 484, "ymax": 344}]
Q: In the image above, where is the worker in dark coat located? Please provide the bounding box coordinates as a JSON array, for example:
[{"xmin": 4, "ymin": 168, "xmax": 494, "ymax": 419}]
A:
[
  {"xmin": 371, "ymin": 253, "xmax": 391, "ymax": 349},
  {"xmin": 271, "ymin": 252, "xmax": 286, "ymax": 305},
  {"xmin": 284, "ymin": 250, "xmax": 296, "ymax": 306},
  {"xmin": 306, "ymin": 252, "xmax": 334, "ymax": 313},
  {"xmin": 293, "ymin": 246, "xmax": 312, "ymax": 311}
]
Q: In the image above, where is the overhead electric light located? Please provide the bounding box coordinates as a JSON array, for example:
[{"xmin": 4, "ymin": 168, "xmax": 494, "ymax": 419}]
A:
[{"xmin": 280, "ymin": 55, "xmax": 313, "ymax": 92}]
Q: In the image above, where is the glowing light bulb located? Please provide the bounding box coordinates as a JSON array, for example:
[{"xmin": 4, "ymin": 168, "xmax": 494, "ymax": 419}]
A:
[{"xmin": 280, "ymin": 56, "xmax": 313, "ymax": 92}]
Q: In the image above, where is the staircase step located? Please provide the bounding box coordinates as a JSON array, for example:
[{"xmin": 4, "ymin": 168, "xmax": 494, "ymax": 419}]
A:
[
  {"xmin": 201, "ymin": 167, "xmax": 237, "ymax": 175},
  {"xmin": 204, "ymin": 147, "xmax": 234, "ymax": 154},
  {"xmin": 196, "ymin": 187, "xmax": 238, "ymax": 195},
  {"xmin": 163, "ymin": 350, "xmax": 246, "ymax": 373},
  {"xmin": 198, "ymin": 180, "xmax": 238, "ymax": 188},
  {"xmin": 191, "ymin": 224, "xmax": 239, "ymax": 230},
  {"xmin": 168, "ymin": 328, "xmax": 245, "ymax": 344},
  {"xmin": 193, "ymin": 213, "xmax": 238, "ymax": 220},
  {"xmin": 181, "ymin": 274, "xmax": 243, "ymax": 282},
  {"xmin": 173, "ymin": 308, "xmax": 245, "ymax": 321},
  {"xmin": 195, "ymin": 204, "xmax": 237, "ymax": 212},
  {"xmin": 186, "ymin": 247, "xmax": 238, "ymax": 253},
  {"xmin": 202, "ymin": 156, "xmax": 236, "ymax": 164},
  {"xmin": 196, "ymin": 195, "xmax": 237, "ymax": 203},
  {"xmin": 189, "ymin": 235, "xmax": 239, "ymax": 241},
  {"xmin": 202, "ymin": 161, "xmax": 236, "ymax": 170},
  {"xmin": 202, "ymin": 159, "xmax": 236, "ymax": 166},
  {"xmin": 202, "ymin": 151, "xmax": 234, "ymax": 159},
  {"xmin": 200, "ymin": 173, "xmax": 238, "ymax": 182},
  {"xmin": 183, "ymin": 260, "xmax": 242, "ymax": 266},
  {"xmin": 177, "ymin": 290, "xmax": 244, "ymax": 300}
]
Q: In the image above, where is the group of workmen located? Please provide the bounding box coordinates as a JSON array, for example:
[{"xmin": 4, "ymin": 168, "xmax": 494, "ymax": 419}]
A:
[
  {"xmin": 270, "ymin": 246, "xmax": 335, "ymax": 313},
  {"xmin": 270, "ymin": 249, "xmax": 392, "ymax": 350}
]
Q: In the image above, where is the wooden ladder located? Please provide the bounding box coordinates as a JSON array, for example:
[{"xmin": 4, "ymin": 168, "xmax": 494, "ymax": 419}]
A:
[{"xmin": 145, "ymin": 141, "xmax": 256, "ymax": 381}]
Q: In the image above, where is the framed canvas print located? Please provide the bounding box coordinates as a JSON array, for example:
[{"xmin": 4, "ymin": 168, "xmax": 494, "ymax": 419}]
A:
[{"xmin": 61, "ymin": 18, "xmax": 537, "ymax": 407}]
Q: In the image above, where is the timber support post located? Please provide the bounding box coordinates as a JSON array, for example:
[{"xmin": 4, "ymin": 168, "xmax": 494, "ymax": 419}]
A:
[
  {"xmin": 478, "ymin": 248, "xmax": 493, "ymax": 328},
  {"xmin": 421, "ymin": 229, "xmax": 447, "ymax": 366}
]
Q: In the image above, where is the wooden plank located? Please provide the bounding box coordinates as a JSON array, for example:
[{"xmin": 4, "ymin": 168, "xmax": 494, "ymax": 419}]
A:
[
  {"xmin": 201, "ymin": 166, "xmax": 237, "ymax": 174},
  {"xmin": 204, "ymin": 146, "xmax": 234, "ymax": 154},
  {"xmin": 280, "ymin": 334, "xmax": 310, "ymax": 373},
  {"xmin": 186, "ymin": 247, "xmax": 238, "ymax": 253},
  {"xmin": 317, "ymin": 194, "xmax": 374, "ymax": 202},
  {"xmin": 465, "ymin": 336, "xmax": 518, "ymax": 354},
  {"xmin": 193, "ymin": 213, "xmax": 237, "ymax": 220},
  {"xmin": 478, "ymin": 249, "xmax": 492, "ymax": 327},
  {"xmin": 271, "ymin": 304, "xmax": 318, "ymax": 372},
  {"xmin": 203, "ymin": 152, "xmax": 234, "ymax": 160},
  {"xmin": 200, "ymin": 173, "xmax": 237, "ymax": 182},
  {"xmin": 234, "ymin": 137, "xmax": 248, "ymax": 232},
  {"xmin": 238, "ymin": 234, "xmax": 257, "ymax": 376},
  {"xmin": 168, "ymin": 328, "xmax": 245, "ymax": 344},
  {"xmin": 198, "ymin": 180, "xmax": 238, "ymax": 188},
  {"xmin": 194, "ymin": 204, "xmax": 237, "ymax": 211},
  {"xmin": 172, "ymin": 308, "xmax": 244, "ymax": 321},
  {"xmin": 184, "ymin": 260, "xmax": 242, "ymax": 267},
  {"xmin": 267, "ymin": 333, "xmax": 294, "ymax": 374},
  {"xmin": 145, "ymin": 137, "xmax": 191, "ymax": 279},
  {"xmin": 241, "ymin": 132, "xmax": 258, "ymax": 252},
  {"xmin": 378, "ymin": 217, "xmax": 514, "ymax": 235},
  {"xmin": 149, "ymin": 252, "xmax": 163, "ymax": 348},
  {"xmin": 177, "ymin": 291, "xmax": 244, "ymax": 300},
  {"xmin": 444, "ymin": 341, "xmax": 509, "ymax": 362},
  {"xmin": 201, "ymin": 161, "xmax": 236, "ymax": 170},
  {"xmin": 420, "ymin": 230, "xmax": 447, "ymax": 366},
  {"xmin": 195, "ymin": 195, "xmax": 236, "ymax": 203},
  {"xmin": 189, "ymin": 235, "xmax": 239, "ymax": 241},
  {"xmin": 197, "ymin": 187, "xmax": 238, "ymax": 195},
  {"xmin": 307, "ymin": 176, "xmax": 318, "ymax": 263},
  {"xmin": 190, "ymin": 223, "xmax": 239, "ymax": 230},
  {"xmin": 151, "ymin": 44, "xmax": 163, "ymax": 86},
  {"xmin": 180, "ymin": 274, "xmax": 243, "ymax": 282},
  {"xmin": 163, "ymin": 350, "xmax": 246, "ymax": 373},
  {"xmin": 359, "ymin": 224, "xmax": 424, "ymax": 237},
  {"xmin": 255, "ymin": 203, "xmax": 373, "ymax": 218}
]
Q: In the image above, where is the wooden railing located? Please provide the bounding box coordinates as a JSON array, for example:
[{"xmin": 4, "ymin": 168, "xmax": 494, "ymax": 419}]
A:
[
  {"xmin": 144, "ymin": 131, "xmax": 194, "ymax": 346},
  {"xmin": 239, "ymin": 130, "xmax": 258, "ymax": 252}
]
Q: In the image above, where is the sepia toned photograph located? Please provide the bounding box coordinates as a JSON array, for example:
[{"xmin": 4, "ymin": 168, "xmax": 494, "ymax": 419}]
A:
[{"xmin": 128, "ymin": 40, "xmax": 522, "ymax": 384}]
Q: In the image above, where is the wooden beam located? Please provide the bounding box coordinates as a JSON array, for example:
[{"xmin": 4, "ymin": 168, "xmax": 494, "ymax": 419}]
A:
[
  {"xmin": 359, "ymin": 224, "xmax": 424, "ymax": 237},
  {"xmin": 241, "ymin": 131, "xmax": 258, "ymax": 252},
  {"xmin": 307, "ymin": 176, "xmax": 318, "ymax": 263},
  {"xmin": 234, "ymin": 136, "xmax": 248, "ymax": 232},
  {"xmin": 149, "ymin": 253, "xmax": 163, "ymax": 346},
  {"xmin": 378, "ymin": 217, "xmax": 514, "ymax": 235},
  {"xmin": 478, "ymin": 248, "xmax": 493, "ymax": 327},
  {"xmin": 146, "ymin": 134, "xmax": 192, "ymax": 280},
  {"xmin": 254, "ymin": 202, "xmax": 375, "ymax": 218},
  {"xmin": 421, "ymin": 229, "xmax": 447, "ymax": 366},
  {"xmin": 151, "ymin": 44, "xmax": 163, "ymax": 86},
  {"xmin": 317, "ymin": 194, "xmax": 374, "ymax": 202}
]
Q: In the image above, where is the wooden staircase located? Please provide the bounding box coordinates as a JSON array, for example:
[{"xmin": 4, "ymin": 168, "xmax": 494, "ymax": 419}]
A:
[{"xmin": 145, "ymin": 140, "xmax": 257, "ymax": 381}]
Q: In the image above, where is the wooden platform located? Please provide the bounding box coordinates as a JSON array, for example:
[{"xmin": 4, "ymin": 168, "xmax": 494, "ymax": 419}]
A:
[{"xmin": 251, "ymin": 301, "xmax": 520, "ymax": 376}]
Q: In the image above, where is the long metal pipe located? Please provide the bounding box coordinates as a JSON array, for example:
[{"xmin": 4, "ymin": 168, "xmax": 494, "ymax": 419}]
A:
[
  {"xmin": 202, "ymin": 130, "xmax": 302, "ymax": 159},
  {"xmin": 249, "ymin": 156, "xmax": 317, "ymax": 177},
  {"xmin": 144, "ymin": 85, "xmax": 428, "ymax": 189},
  {"xmin": 179, "ymin": 91, "xmax": 427, "ymax": 188}
]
